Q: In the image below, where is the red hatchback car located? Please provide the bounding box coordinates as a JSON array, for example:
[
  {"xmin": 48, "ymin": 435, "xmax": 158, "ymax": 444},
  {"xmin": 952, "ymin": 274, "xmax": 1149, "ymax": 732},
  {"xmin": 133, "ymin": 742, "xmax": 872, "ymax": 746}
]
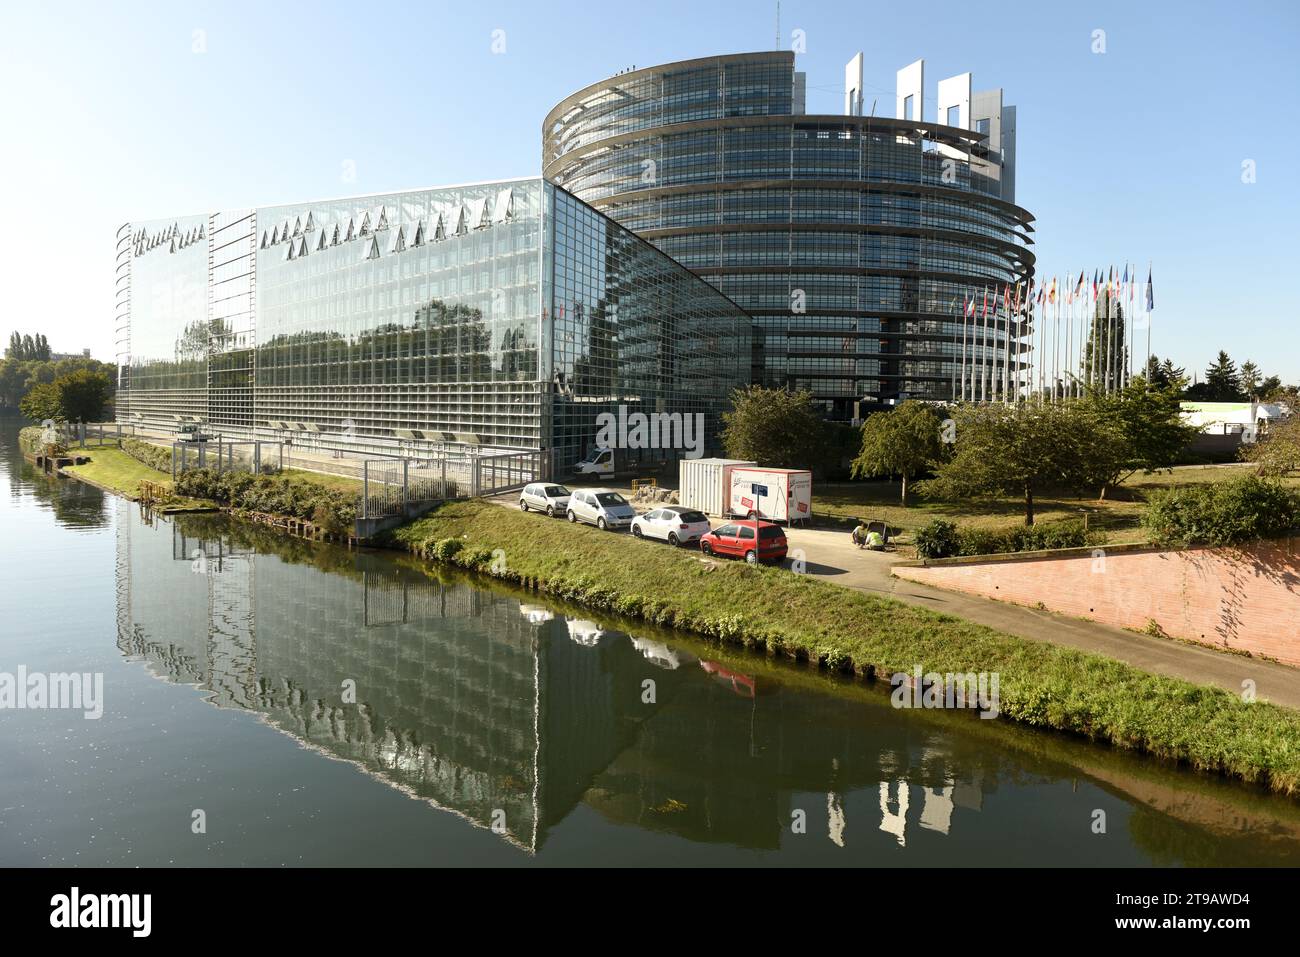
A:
[{"xmin": 699, "ymin": 519, "xmax": 788, "ymax": 565}]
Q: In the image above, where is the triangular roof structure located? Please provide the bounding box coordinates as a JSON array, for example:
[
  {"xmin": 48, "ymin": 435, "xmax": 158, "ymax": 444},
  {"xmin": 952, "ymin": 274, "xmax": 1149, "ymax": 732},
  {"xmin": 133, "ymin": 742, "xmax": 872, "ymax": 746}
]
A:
[
  {"xmin": 388, "ymin": 224, "xmax": 406, "ymax": 254},
  {"xmin": 494, "ymin": 187, "xmax": 514, "ymax": 222},
  {"xmin": 373, "ymin": 205, "xmax": 389, "ymax": 230},
  {"xmin": 409, "ymin": 220, "xmax": 425, "ymax": 247},
  {"xmin": 468, "ymin": 197, "xmax": 490, "ymax": 229},
  {"xmin": 432, "ymin": 212, "xmax": 446, "ymax": 241},
  {"xmin": 361, "ymin": 235, "xmax": 380, "ymax": 260}
]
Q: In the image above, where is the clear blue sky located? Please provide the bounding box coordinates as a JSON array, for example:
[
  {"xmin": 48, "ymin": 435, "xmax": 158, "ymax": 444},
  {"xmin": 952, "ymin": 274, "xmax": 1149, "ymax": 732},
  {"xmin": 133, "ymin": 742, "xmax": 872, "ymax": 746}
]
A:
[{"xmin": 2, "ymin": 0, "xmax": 1296, "ymax": 382}]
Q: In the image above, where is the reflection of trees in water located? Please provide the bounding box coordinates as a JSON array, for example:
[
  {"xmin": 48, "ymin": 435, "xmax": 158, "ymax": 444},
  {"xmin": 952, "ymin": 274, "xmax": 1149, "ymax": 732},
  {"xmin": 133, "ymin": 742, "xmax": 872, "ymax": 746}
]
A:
[
  {"xmin": 1128, "ymin": 802, "xmax": 1300, "ymax": 866},
  {"xmin": 2, "ymin": 424, "xmax": 108, "ymax": 528},
  {"xmin": 255, "ymin": 298, "xmax": 537, "ymax": 387}
]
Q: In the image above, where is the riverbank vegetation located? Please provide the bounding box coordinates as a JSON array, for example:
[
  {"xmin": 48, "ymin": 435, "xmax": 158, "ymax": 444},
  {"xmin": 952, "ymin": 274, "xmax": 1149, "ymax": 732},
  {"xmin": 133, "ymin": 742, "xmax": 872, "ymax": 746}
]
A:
[
  {"xmin": 175, "ymin": 467, "xmax": 357, "ymax": 538},
  {"xmin": 390, "ymin": 498, "xmax": 1300, "ymax": 796}
]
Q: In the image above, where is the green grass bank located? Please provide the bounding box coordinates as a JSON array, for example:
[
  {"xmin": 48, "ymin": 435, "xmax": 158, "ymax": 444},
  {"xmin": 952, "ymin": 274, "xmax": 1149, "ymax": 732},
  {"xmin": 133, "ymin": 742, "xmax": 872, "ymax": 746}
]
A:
[{"xmin": 389, "ymin": 499, "xmax": 1300, "ymax": 796}]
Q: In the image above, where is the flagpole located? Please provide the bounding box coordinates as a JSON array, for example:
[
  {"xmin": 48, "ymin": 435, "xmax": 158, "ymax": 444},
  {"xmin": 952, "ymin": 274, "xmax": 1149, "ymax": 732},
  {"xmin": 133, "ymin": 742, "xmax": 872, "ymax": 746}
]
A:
[
  {"xmin": 1090, "ymin": 273, "xmax": 1098, "ymax": 390},
  {"xmin": 961, "ymin": 296, "xmax": 969, "ymax": 402},
  {"xmin": 1145, "ymin": 262, "xmax": 1153, "ymax": 384},
  {"xmin": 1053, "ymin": 283, "xmax": 1061, "ymax": 401},
  {"xmin": 981, "ymin": 288, "xmax": 989, "ymax": 403}
]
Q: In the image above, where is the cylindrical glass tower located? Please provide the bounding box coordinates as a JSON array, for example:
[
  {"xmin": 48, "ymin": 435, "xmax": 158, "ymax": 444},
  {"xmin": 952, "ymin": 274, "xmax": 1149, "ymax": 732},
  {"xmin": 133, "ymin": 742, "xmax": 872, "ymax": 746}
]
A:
[{"xmin": 544, "ymin": 51, "xmax": 1035, "ymax": 419}]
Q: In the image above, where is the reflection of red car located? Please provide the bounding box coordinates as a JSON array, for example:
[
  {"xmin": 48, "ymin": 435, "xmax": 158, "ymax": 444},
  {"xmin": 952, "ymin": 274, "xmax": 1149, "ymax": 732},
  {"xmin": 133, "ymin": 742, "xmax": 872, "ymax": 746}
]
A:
[
  {"xmin": 699, "ymin": 519, "xmax": 787, "ymax": 565},
  {"xmin": 700, "ymin": 660, "xmax": 757, "ymax": 699}
]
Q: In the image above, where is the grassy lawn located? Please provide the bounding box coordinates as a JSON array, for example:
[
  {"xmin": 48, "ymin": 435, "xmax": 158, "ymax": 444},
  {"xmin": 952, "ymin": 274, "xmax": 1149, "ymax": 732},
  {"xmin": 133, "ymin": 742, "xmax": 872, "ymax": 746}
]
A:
[
  {"xmin": 282, "ymin": 468, "xmax": 362, "ymax": 494},
  {"xmin": 389, "ymin": 498, "xmax": 1300, "ymax": 796},
  {"xmin": 815, "ymin": 463, "xmax": 1300, "ymax": 544},
  {"xmin": 62, "ymin": 447, "xmax": 212, "ymax": 511}
]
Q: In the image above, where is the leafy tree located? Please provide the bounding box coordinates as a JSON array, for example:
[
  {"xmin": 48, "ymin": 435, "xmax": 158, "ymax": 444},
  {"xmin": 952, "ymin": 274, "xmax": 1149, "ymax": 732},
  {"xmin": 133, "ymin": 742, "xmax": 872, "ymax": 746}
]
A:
[
  {"xmin": 18, "ymin": 381, "xmax": 62, "ymax": 422},
  {"xmin": 721, "ymin": 385, "xmax": 828, "ymax": 470},
  {"xmin": 1258, "ymin": 376, "xmax": 1285, "ymax": 401},
  {"xmin": 4, "ymin": 331, "xmax": 50, "ymax": 361},
  {"xmin": 1081, "ymin": 381, "xmax": 1200, "ymax": 498},
  {"xmin": 1240, "ymin": 415, "xmax": 1300, "ymax": 476},
  {"xmin": 919, "ymin": 401, "xmax": 1117, "ymax": 524},
  {"xmin": 55, "ymin": 368, "xmax": 111, "ymax": 422},
  {"xmin": 850, "ymin": 400, "xmax": 946, "ymax": 506}
]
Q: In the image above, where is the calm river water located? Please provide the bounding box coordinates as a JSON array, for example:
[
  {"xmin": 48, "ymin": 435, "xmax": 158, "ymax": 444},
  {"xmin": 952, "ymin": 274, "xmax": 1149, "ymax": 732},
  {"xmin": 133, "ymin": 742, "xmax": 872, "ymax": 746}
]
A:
[{"xmin": 2, "ymin": 419, "xmax": 1298, "ymax": 866}]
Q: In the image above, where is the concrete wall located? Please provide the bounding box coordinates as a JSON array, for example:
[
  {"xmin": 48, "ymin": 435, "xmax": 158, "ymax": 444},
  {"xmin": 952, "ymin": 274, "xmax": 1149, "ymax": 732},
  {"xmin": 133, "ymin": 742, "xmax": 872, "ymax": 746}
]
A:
[{"xmin": 893, "ymin": 538, "xmax": 1300, "ymax": 666}]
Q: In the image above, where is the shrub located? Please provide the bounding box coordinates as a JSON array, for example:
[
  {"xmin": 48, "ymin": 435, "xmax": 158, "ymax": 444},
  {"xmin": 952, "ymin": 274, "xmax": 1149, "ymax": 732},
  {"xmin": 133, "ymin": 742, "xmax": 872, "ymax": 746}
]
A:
[
  {"xmin": 914, "ymin": 519, "xmax": 959, "ymax": 558},
  {"xmin": 173, "ymin": 468, "xmax": 358, "ymax": 537},
  {"xmin": 916, "ymin": 519, "xmax": 1100, "ymax": 557},
  {"xmin": 432, "ymin": 537, "xmax": 464, "ymax": 561},
  {"xmin": 1143, "ymin": 476, "xmax": 1300, "ymax": 547},
  {"xmin": 122, "ymin": 439, "xmax": 174, "ymax": 473}
]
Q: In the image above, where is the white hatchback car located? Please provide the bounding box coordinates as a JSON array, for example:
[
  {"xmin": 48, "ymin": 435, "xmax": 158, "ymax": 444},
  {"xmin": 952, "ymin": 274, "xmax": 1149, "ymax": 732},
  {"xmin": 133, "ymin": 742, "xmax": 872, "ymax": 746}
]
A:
[
  {"xmin": 631, "ymin": 505, "xmax": 712, "ymax": 547},
  {"xmin": 519, "ymin": 482, "xmax": 571, "ymax": 517},
  {"xmin": 567, "ymin": 488, "xmax": 635, "ymax": 530}
]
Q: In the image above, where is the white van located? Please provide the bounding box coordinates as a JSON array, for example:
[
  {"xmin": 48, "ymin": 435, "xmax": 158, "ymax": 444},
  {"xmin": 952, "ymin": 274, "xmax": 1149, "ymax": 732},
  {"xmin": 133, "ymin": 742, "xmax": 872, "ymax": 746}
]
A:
[
  {"xmin": 518, "ymin": 482, "xmax": 571, "ymax": 517},
  {"xmin": 574, "ymin": 447, "xmax": 619, "ymax": 478},
  {"xmin": 566, "ymin": 488, "xmax": 635, "ymax": 531}
]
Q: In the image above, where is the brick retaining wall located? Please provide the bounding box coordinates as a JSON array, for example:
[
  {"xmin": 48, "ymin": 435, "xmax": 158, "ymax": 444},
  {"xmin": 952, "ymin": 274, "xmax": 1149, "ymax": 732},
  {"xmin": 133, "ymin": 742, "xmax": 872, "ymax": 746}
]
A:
[{"xmin": 893, "ymin": 537, "xmax": 1300, "ymax": 666}]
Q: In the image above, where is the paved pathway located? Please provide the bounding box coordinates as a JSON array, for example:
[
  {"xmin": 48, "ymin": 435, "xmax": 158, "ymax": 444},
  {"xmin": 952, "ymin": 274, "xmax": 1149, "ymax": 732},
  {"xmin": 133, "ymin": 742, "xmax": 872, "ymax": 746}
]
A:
[
  {"xmin": 487, "ymin": 493, "xmax": 1300, "ymax": 709},
  {"xmin": 780, "ymin": 524, "xmax": 1300, "ymax": 709}
]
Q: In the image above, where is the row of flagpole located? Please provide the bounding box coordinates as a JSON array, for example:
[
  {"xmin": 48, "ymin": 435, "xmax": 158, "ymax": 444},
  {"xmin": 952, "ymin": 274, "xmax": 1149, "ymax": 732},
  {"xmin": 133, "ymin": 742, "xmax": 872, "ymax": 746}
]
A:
[{"xmin": 953, "ymin": 264, "xmax": 1154, "ymax": 403}]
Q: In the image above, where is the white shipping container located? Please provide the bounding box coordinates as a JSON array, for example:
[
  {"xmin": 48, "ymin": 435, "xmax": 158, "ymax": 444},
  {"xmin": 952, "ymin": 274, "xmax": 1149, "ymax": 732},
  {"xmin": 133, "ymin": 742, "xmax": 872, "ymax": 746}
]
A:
[
  {"xmin": 678, "ymin": 458, "xmax": 757, "ymax": 517},
  {"xmin": 727, "ymin": 467, "xmax": 813, "ymax": 524}
]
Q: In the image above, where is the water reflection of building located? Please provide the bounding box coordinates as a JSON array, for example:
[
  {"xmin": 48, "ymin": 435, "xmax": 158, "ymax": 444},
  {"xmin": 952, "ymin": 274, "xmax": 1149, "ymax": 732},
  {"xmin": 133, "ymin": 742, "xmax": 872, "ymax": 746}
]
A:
[
  {"xmin": 115, "ymin": 501, "xmax": 685, "ymax": 852},
  {"xmin": 114, "ymin": 502, "xmax": 994, "ymax": 855}
]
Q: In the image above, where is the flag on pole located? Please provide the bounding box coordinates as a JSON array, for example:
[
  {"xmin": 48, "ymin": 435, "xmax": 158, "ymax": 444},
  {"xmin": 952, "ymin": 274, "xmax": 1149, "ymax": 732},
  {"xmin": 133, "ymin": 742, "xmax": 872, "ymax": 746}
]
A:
[{"xmin": 1145, "ymin": 267, "xmax": 1154, "ymax": 311}]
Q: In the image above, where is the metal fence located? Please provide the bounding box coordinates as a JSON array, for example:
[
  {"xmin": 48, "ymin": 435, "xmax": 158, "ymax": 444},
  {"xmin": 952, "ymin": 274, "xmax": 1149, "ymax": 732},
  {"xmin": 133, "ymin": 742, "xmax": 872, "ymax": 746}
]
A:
[
  {"xmin": 358, "ymin": 449, "xmax": 542, "ymax": 519},
  {"xmin": 172, "ymin": 440, "xmax": 280, "ymax": 479}
]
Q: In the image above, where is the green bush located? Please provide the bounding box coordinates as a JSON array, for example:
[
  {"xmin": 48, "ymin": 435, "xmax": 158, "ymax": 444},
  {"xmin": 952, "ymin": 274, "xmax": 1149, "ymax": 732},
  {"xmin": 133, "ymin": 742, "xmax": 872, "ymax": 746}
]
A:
[
  {"xmin": 914, "ymin": 518, "xmax": 1101, "ymax": 557},
  {"xmin": 174, "ymin": 467, "xmax": 357, "ymax": 536},
  {"xmin": 432, "ymin": 537, "xmax": 464, "ymax": 561},
  {"xmin": 914, "ymin": 519, "xmax": 960, "ymax": 558},
  {"xmin": 122, "ymin": 439, "xmax": 174, "ymax": 473},
  {"xmin": 1143, "ymin": 476, "xmax": 1300, "ymax": 547}
]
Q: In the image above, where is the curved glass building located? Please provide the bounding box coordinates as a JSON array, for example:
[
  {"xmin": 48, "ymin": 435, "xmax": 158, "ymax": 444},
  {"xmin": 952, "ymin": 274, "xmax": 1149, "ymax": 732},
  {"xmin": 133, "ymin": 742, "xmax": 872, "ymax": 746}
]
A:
[{"xmin": 544, "ymin": 51, "xmax": 1036, "ymax": 418}]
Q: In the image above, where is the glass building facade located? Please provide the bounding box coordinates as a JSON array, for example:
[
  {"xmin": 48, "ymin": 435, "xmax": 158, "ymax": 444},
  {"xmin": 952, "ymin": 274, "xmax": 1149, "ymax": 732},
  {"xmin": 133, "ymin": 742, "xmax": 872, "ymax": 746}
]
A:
[
  {"xmin": 544, "ymin": 51, "xmax": 1036, "ymax": 419},
  {"xmin": 116, "ymin": 178, "xmax": 751, "ymax": 475}
]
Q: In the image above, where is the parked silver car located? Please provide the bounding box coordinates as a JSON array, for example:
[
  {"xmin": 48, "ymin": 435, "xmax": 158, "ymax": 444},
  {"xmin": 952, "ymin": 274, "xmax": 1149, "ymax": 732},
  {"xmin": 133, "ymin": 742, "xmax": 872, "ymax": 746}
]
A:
[
  {"xmin": 566, "ymin": 489, "xmax": 635, "ymax": 530},
  {"xmin": 519, "ymin": 482, "xmax": 571, "ymax": 517}
]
